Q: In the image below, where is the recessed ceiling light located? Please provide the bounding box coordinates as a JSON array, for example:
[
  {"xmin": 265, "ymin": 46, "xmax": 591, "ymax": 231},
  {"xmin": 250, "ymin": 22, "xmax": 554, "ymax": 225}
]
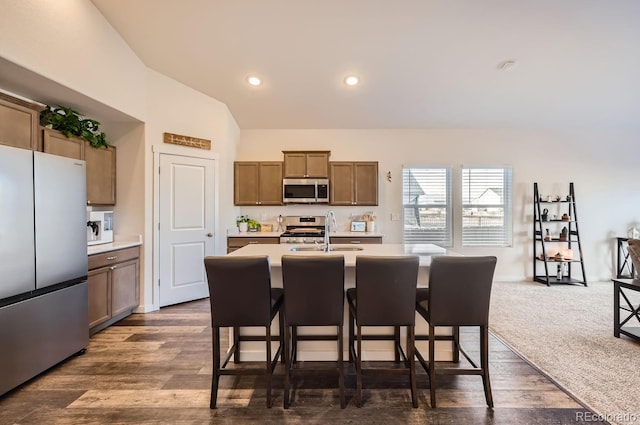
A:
[
  {"xmin": 247, "ymin": 75, "xmax": 262, "ymax": 86},
  {"xmin": 344, "ymin": 75, "xmax": 360, "ymax": 86}
]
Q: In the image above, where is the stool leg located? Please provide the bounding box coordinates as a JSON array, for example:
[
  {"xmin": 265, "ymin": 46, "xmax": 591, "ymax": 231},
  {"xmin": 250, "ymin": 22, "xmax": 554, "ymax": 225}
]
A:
[
  {"xmin": 394, "ymin": 326, "xmax": 401, "ymax": 362},
  {"xmin": 452, "ymin": 326, "xmax": 460, "ymax": 363},
  {"xmin": 408, "ymin": 325, "xmax": 418, "ymax": 408},
  {"xmin": 210, "ymin": 326, "xmax": 221, "ymax": 409},
  {"xmin": 292, "ymin": 326, "xmax": 298, "ymax": 364},
  {"xmin": 338, "ymin": 324, "xmax": 345, "ymax": 408},
  {"xmin": 480, "ymin": 325, "xmax": 494, "ymax": 408},
  {"xmin": 233, "ymin": 326, "xmax": 240, "ymax": 363},
  {"xmin": 429, "ymin": 324, "xmax": 436, "ymax": 408},
  {"xmin": 356, "ymin": 324, "xmax": 363, "ymax": 408},
  {"xmin": 279, "ymin": 310, "xmax": 285, "ymax": 364},
  {"xmin": 265, "ymin": 326, "xmax": 273, "ymax": 408},
  {"xmin": 284, "ymin": 324, "xmax": 291, "ymax": 409},
  {"xmin": 348, "ymin": 307, "xmax": 355, "ymax": 363}
]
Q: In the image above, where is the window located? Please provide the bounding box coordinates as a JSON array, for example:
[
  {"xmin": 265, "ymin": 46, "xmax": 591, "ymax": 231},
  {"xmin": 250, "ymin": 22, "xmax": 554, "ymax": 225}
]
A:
[
  {"xmin": 402, "ymin": 167, "xmax": 452, "ymax": 246},
  {"xmin": 462, "ymin": 167, "xmax": 512, "ymax": 247}
]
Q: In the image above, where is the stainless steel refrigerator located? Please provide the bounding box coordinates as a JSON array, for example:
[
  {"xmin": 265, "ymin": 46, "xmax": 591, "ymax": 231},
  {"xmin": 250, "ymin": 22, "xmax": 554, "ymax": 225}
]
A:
[{"xmin": 0, "ymin": 144, "xmax": 88, "ymax": 396}]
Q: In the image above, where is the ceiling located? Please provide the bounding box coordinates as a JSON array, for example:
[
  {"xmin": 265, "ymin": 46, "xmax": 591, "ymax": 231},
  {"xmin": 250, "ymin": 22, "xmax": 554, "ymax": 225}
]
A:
[{"xmin": 91, "ymin": 0, "xmax": 640, "ymax": 130}]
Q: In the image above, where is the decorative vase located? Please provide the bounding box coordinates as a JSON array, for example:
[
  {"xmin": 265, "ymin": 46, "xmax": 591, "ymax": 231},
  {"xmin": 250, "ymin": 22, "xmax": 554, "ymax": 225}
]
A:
[{"xmin": 238, "ymin": 222, "xmax": 248, "ymax": 232}]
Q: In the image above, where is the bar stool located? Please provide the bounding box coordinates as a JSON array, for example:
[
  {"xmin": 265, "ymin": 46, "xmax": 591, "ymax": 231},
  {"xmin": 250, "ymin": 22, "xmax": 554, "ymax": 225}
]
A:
[
  {"xmin": 281, "ymin": 255, "xmax": 346, "ymax": 408},
  {"xmin": 203, "ymin": 256, "xmax": 284, "ymax": 408},
  {"xmin": 414, "ymin": 256, "xmax": 497, "ymax": 408},
  {"xmin": 346, "ymin": 255, "xmax": 420, "ymax": 408}
]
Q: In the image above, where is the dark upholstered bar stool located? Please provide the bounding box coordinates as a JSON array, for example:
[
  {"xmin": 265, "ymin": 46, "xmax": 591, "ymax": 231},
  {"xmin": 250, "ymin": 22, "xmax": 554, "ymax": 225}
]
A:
[
  {"xmin": 414, "ymin": 256, "xmax": 497, "ymax": 408},
  {"xmin": 346, "ymin": 255, "xmax": 420, "ymax": 408},
  {"xmin": 203, "ymin": 256, "xmax": 284, "ymax": 408},
  {"xmin": 281, "ymin": 255, "xmax": 346, "ymax": 408}
]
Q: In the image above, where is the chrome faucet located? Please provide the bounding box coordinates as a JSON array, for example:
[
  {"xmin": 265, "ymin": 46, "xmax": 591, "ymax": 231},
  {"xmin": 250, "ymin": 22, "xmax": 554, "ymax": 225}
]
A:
[{"xmin": 324, "ymin": 210, "xmax": 336, "ymax": 252}]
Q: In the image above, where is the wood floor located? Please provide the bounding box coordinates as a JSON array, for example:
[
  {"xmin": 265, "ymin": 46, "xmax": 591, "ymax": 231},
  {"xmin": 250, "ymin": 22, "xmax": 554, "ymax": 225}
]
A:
[{"xmin": 0, "ymin": 299, "xmax": 606, "ymax": 424}]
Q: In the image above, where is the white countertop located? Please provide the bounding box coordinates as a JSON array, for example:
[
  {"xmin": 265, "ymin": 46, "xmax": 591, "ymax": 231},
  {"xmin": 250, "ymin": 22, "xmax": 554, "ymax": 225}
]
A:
[
  {"xmin": 87, "ymin": 236, "xmax": 142, "ymax": 255},
  {"xmin": 227, "ymin": 231, "xmax": 282, "ymax": 237},
  {"xmin": 227, "ymin": 231, "xmax": 384, "ymax": 238},
  {"xmin": 227, "ymin": 243, "xmax": 448, "ymax": 267}
]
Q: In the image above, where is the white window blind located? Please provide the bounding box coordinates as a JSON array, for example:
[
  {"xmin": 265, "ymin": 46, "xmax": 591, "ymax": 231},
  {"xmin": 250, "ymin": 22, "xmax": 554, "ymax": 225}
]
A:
[
  {"xmin": 462, "ymin": 167, "xmax": 512, "ymax": 247},
  {"xmin": 402, "ymin": 167, "xmax": 452, "ymax": 246}
]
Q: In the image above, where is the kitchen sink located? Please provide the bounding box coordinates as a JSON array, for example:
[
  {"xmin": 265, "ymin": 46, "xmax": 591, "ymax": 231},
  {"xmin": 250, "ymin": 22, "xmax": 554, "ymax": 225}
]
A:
[{"xmin": 288, "ymin": 245, "xmax": 364, "ymax": 252}]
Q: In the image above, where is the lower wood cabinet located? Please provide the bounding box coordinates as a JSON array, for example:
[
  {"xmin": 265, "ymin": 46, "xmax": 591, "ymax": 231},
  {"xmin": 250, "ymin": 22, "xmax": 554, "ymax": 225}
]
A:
[
  {"xmin": 227, "ymin": 236, "xmax": 280, "ymax": 253},
  {"xmin": 88, "ymin": 246, "xmax": 140, "ymax": 333}
]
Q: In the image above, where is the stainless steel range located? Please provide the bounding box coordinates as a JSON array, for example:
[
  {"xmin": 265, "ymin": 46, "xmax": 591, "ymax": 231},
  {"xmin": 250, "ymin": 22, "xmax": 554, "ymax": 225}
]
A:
[{"xmin": 279, "ymin": 216, "xmax": 326, "ymax": 244}]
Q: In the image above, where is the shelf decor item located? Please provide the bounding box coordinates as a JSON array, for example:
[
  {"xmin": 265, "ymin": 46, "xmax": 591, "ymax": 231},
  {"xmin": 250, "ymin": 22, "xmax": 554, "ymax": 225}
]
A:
[
  {"xmin": 559, "ymin": 227, "xmax": 568, "ymax": 241},
  {"xmin": 541, "ymin": 208, "xmax": 549, "ymax": 221}
]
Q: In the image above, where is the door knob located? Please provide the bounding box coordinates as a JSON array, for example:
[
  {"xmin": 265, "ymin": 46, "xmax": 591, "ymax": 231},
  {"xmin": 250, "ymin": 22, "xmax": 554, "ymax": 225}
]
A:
[{"xmin": 206, "ymin": 233, "xmax": 213, "ymax": 237}]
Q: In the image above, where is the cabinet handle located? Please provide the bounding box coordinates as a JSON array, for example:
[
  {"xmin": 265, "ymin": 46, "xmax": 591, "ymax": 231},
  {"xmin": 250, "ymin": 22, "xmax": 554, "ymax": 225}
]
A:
[
  {"xmin": 249, "ymin": 241, "xmax": 259, "ymax": 244},
  {"xmin": 110, "ymin": 266, "xmax": 117, "ymax": 270},
  {"xmin": 107, "ymin": 256, "xmax": 118, "ymax": 260},
  {"xmin": 351, "ymin": 240, "xmax": 361, "ymax": 244}
]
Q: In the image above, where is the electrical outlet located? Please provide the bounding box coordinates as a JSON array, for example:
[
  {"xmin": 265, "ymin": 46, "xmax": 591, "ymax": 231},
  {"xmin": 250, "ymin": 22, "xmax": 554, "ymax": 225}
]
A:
[{"xmin": 390, "ymin": 213, "xmax": 401, "ymax": 221}]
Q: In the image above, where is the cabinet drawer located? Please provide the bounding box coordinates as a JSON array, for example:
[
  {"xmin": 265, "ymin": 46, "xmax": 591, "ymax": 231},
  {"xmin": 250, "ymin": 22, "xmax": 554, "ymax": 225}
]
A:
[
  {"xmin": 330, "ymin": 236, "xmax": 382, "ymax": 244},
  {"xmin": 89, "ymin": 246, "xmax": 140, "ymax": 270},
  {"xmin": 227, "ymin": 236, "xmax": 280, "ymax": 248}
]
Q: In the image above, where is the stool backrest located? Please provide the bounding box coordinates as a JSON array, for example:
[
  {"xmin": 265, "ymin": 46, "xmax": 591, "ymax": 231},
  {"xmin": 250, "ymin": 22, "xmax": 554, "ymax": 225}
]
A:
[
  {"xmin": 282, "ymin": 255, "xmax": 345, "ymax": 326},
  {"xmin": 427, "ymin": 256, "xmax": 497, "ymax": 327},
  {"xmin": 204, "ymin": 256, "xmax": 272, "ymax": 327},
  {"xmin": 355, "ymin": 255, "xmax": 420, "ymax": 326}
]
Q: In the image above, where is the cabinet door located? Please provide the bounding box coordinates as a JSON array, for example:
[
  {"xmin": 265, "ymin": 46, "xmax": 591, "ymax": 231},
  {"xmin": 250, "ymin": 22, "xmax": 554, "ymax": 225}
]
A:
[
  {"xmin": 329, "ymin": 162, "xmax": 355, "ymax": 205},
  {"xmin": 88, "ymin": 266, "xmax": 111, "ymax": 328},
  {"xmin": 234, "ymin": 162, "xmax": 260, "ymax": 205},
  {"xmin": 111, "ymin": 258, "xmax": 139, "ymax": 317},
  {"xmin": 42, "ymin": 129, "xmax": 84, "ymax": 160},
  {"xmin": 283, "ymin": 153, "xmax": 307, "ymax": 178},
  {"xmin": 305, "ymin": 152, "xmax": 329, "ymax": 178},
  {"xmin": 85, "ymin": 142, "xmax": 116, "ymax": 205},
  {"xmin": 0, "ymin": 94, "xmax": 41, "ymax": 151},
  {"xmin": 258, "ymin": 162, "xmax": 283, "ymax": 205},
  {"xmin": 354, "ymin": 162, "xmax": 378, "ymax": 205}
]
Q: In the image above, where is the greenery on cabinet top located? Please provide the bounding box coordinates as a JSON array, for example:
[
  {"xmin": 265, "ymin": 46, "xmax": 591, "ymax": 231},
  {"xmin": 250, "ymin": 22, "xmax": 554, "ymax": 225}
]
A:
[{"xmin": 40, "ymin": 105, "xmax": 110, "ymax": 149}]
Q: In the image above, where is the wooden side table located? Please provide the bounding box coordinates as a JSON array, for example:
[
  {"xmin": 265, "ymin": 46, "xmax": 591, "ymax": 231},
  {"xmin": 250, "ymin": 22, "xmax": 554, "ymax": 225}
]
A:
[{"xmin": 612, "ymin": 278, "xmax": 640, "ymax": 342}]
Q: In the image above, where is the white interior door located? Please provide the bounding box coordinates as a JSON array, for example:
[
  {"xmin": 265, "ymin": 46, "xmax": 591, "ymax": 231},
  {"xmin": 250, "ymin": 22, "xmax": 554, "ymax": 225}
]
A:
[{"xmin": 159, "ymin": 154, "xmax": 215, "ymax": 307}]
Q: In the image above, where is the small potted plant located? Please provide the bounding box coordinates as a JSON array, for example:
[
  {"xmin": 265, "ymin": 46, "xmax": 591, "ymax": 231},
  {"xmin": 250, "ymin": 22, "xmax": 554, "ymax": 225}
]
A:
[
  {"xmin": 247, "ymin": 218, "xmax": 261, "ymax": 232},
  {"xmin": 236, "ymin": 215, "xmax": 250, "ymax": 232},
  {"xmin": 541, "ymin": 208, "xmax": 549, "ymax": 221}
]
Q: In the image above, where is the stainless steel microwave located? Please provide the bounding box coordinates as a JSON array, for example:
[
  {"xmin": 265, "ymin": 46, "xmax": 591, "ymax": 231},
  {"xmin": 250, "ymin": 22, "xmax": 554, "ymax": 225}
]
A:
[{"xmin": 283, "ymin": 178, "xmax": 329, "ymax": 204}]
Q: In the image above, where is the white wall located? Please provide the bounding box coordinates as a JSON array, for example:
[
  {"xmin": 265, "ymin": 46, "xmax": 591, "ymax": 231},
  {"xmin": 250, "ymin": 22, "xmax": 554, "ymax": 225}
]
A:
[
  {"xmin": 144, "ymin": 69, "xmax": 239, "ymax": 310},
  {"xmin": 238, "ymin": 129, "xmax": 640, "ymax": 282},
  {"xmin": 0, "ymin": 1, "xmax": 240, "ymax": 313},
  {"xmin": 0, "ymin": 0, "xmax": 147, "ymax": 121}
]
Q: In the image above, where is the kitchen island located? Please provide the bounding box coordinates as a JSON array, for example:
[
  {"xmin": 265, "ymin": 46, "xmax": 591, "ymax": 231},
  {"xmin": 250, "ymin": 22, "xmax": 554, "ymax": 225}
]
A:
[{"xmin": 226, "ymin": 243, "xmax": 455, "ymax": 362}]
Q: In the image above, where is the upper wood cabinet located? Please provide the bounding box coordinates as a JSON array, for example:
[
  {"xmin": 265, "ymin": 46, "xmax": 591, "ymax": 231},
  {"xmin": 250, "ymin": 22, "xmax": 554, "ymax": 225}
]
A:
[
  {"xmin": 329, "ymin": 162, "xmax": 378, "ymax": 206},
  {"xmin": 283, "ymin": 151, "xmax": 330, "ymax": 178},
  {"xmin": 42, "ymin": 128, "xmax": 84, "ymax": 159},
  {"xmin": 234, "ymin": 161, "xmax": 283, "ymax": 205},
  {"xmin": 85, "ymin": 142, "xmax": 116, "ymax": 206},
  {"xmin": 0, "ymin": 92, "xmax": 42, "ymax": 151}
]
